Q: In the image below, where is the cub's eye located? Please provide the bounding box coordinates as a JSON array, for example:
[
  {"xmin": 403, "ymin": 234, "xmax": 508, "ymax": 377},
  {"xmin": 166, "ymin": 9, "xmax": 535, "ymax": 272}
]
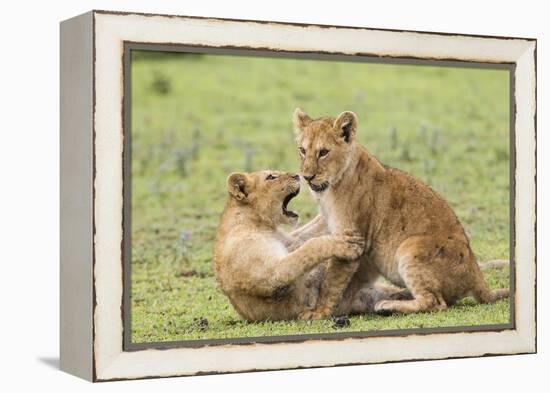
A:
[
  {"xmin": 299, "ymin": 147, "xmax": 306, "ymax": 156},
  {"xmin": 318, "ymin": 149, "xmax": 329, "ymax": 158},
  {"xmin": 265, "ymin": 174, "xmax": 278, "ymax": 180}
]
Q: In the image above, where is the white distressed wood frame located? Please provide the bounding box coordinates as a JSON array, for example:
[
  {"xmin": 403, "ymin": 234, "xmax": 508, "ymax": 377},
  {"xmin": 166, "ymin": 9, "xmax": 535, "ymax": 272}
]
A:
[{"xmin": 60, "ymin": 10, "xmax": 536, "ymax": 382}]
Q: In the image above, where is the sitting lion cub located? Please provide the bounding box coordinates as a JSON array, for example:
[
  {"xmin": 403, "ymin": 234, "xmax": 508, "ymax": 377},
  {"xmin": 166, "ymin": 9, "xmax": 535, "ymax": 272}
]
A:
[
  {"xmin": 292, "ymin": 108, "xmax": 509, "ymax": 319},
  {"xmin": 213, "ymin": 170, "xmax": 365, "ymax": 322}
]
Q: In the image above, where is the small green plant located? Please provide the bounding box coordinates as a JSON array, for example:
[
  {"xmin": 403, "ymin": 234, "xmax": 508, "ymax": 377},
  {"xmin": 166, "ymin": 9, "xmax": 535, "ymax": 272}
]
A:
[
  {"xmin": 400, "ymin": 144, "xmax": 413, "ymax": 162},
  {"xmin": 494, "ymin": 146, "xmax": 509, "ymax": 162},
  {"xmin": 174, "ymin": 149, "xmax": 191, "ymax": 177},
  {"xmin": 429, "ymin": 128, "xmax": 441, "ymax": 155},
  {"xmin": 390, "ymin": 126, "xmax": 398, "ymax": 150},
  {"xmin": 190, "ymin": 125, "xmax": 201, "ymax": 159},
  {"xmin": 150, "ymin": 70, "xmax": 171, "ymax": 95}
]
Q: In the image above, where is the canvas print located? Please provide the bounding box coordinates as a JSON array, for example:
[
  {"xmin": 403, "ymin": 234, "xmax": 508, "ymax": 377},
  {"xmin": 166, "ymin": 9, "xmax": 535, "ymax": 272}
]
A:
[{"xmin": 128, "ymin": 50, "xmax": 511, "ymax": 345}]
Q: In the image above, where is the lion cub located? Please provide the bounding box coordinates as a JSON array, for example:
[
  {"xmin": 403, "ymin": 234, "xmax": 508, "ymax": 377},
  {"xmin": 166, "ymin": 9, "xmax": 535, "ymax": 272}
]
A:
[
  {"xmin": 213, "ymin": 170, "xmax": 364, "ymax": 322},
  {"xmin": 292, "ymin": 108, "xmax": 509, "ymax": 319}
]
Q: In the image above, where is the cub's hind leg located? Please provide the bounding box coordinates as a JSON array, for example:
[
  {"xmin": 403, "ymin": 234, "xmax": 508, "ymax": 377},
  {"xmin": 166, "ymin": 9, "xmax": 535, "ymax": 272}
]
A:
[
  {"xmin": 374, "ymin": 236, "xmax": 459, "ymax": 315},
  {"xmin": 374, "ymin": 288, "xmax": 447, "ymax": 315},
  {"xmin": 375, "ymin": 235, "xmax": 509, "ymax": 315}
]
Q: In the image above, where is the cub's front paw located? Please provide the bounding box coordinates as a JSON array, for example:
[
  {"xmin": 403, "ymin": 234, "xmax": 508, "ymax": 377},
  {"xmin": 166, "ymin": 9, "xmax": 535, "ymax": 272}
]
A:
[{"xmin": 334, "ymin": 233, "xmax": 365, "ymax": 260}]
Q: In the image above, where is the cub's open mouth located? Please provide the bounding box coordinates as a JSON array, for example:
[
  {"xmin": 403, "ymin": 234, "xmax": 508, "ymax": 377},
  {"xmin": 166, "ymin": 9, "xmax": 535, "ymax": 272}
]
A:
[
  {"xmin": 282, "ymin": 189, "xmax": 299, "ymax": 217},
  {"xmin": 308, "ymin": 181, "xmax": 329, "ymax": 193}
]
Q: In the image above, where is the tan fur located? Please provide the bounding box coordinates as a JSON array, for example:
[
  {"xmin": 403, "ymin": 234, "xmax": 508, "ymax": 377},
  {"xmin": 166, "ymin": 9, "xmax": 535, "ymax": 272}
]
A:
[
  {"xmin": 293, "ymin": 108, "xmax": 509, "ymax": 318},
  {"xmin": 213, "ymin": 170, "xmax": 366, "ymax": 322}
]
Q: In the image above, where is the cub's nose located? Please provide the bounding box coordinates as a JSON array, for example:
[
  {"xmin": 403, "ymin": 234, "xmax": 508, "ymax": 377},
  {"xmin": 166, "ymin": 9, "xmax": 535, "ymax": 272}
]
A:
[
  {"xmin": 292, "ymin": 174, "xmax": 300, "ymax": 181},
  {"xmin": 303, "ymin": 174, "xmax": 316, "ymax": 182}
]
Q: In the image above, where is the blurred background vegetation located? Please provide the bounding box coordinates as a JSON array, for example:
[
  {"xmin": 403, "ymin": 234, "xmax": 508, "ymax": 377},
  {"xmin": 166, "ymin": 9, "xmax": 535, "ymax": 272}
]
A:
[{"xmin": 130, "ymin": 50, "xmax": 510, "ymax": 344}]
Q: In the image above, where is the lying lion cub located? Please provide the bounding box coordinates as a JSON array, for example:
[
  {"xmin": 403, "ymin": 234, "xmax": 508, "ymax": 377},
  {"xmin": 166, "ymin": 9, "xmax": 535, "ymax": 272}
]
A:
[
  {"xmin": 213, "ymin": 170, "xmax": 366, "ymax": 321},
  {"xmin": 292, "ymin": 108, "xmax": 509, "ymax": 319}
]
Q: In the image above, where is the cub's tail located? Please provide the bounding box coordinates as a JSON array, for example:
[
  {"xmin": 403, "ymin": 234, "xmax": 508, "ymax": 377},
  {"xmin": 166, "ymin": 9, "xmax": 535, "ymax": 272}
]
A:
[
  {"xmin": 473, "ymin": 259, "xmax": 510, "ymax": 304},
  {"xmin": 478, "ymin": 259, "xmax": 509, "ymax": 271}
]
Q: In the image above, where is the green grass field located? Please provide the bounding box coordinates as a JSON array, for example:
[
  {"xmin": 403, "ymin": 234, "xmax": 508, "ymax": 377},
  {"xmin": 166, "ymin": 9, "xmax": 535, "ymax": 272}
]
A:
[{"xmin": 130, "ymin": 51, "xmax": 510, "ymax": 344}]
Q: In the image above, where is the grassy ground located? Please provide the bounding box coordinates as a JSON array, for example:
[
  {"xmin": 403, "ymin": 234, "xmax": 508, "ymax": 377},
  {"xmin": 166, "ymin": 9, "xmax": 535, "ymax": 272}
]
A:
[{"xmin": 130, "ymin": 51, "xmax": 510, "ymax": 344}]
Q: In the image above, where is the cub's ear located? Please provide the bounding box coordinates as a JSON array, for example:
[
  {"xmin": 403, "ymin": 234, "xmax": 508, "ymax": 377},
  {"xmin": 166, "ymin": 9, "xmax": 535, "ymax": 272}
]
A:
[
  {"xmin": 226, "ymin": 172, "xmax": 249, "ymax": 202},
  {"xmin": 292, "ymin": 108, "xmax": 312, "ymax": 133},
  {"xmin": 333, "ymin": 111, "xmax": 358, "ymax": 143}
]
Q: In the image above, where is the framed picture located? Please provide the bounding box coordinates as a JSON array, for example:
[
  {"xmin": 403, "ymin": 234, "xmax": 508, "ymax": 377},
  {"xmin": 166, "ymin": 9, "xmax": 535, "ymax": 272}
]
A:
[{"xmin": 60, "ymin": 10, "xmax": 537, "ymax": 382}]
